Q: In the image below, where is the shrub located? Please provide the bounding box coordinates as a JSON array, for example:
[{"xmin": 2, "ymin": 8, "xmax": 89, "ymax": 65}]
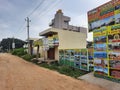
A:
[
  {"xmin": 12, "ymin": 48, "xmax": 27, "ymax": 56},
  {"xmin": 39, "ymin": 63, "xmax": 88, "ymax": 78},
  {"xmin": 22, "ymin": 54, "xmax": 33, "ymax": 61}
]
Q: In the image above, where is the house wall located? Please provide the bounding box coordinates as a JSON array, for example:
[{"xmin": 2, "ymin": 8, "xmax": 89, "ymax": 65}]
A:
[
  {"xmin": 39, "ymin": 28, "xmax": 87, "ymax": 60},
  {"xmin": 56, "ymin": 29, "xmax": 87, "ymax": 49},
  {"xmin": 55, "ymin": 47, "xmax": 59, "ymax": 60}
]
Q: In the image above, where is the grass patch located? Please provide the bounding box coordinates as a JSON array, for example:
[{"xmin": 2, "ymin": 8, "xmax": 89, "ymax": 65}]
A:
[
  {"xmin": 22, "ymin": 54, "xmax": 34, "ymax": 61},
  {"xmin": 38, "ymin": 62, "xmax": 89, "ymax": 78},
  {"xmin": 11, "ymin": 48, "xmax": 27, "ymax": 56}
]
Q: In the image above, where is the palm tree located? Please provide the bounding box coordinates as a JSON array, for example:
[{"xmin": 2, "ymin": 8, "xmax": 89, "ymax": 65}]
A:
[{"xmin": 33, "ymin": 39, "xmax": 43, "ymax": 60}]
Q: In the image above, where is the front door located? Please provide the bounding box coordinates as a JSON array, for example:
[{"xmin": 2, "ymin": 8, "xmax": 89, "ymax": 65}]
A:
[{"xmin": 47, "ymin": 48, "xmax": 55, "ymax": 60}]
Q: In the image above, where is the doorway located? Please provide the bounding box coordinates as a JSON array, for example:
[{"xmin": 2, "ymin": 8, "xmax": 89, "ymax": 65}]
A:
[{"xmin": 47, "ymin": 48, "xmax": 55, "ymax": 60}]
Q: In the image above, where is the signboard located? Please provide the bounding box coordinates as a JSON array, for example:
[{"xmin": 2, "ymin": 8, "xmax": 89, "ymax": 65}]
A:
[
  {"xmin": 48, "ymin": 34, "xmax": 59, "ymax": 47},
  {"xmin": 59, "ymin": 50, "xmax": 64, "ymax": 64},
  {"xmin": 88, "ymin": 48, "xmax": 94, "ymax": 70},
  {"xmin": 74, "ymin": 49, "xmax": 81, "ymax": 68},
  {"xmin": 80, "ymin": 49, "xmax": 89, "ymax": 71},
  {"xmin": 59, "ymin": 49, "xmax": 90, "ymax": 71},
  {"xmin": 88, "ymin": 0, "xmax": 115, "ymax": 32},
  {"xmin": 53, "ymin": 35, "xmax": 59, "ymax": 46},
  {"xmin": 88, "ymin": 0, "xmax": 120, "ymax": 80}
]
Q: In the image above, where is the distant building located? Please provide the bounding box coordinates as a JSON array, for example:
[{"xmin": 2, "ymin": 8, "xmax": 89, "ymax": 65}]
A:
[{"xmin": 49, "ymin": 9, "xmax": 87, "ymax": 34}]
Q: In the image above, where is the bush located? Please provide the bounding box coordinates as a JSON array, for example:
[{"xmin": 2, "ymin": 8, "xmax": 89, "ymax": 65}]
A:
[
  {"xmin": 22, "ymin": 54, "xmax": 33, "ymax": 61},
  {"xmin": 39, "ymin": 63, "xmax": 88, "ymax": 78},
  {"xmin": 12, "ymin": 48, "xmax": 27, "ymax": 56}
]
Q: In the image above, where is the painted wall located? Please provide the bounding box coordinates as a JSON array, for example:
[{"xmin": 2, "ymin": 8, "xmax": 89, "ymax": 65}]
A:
[
  {"xmin": 88, "ymin": 0, "xmax": 120, "ymax": 80},
  {"xmin": 48, "ymin": 28, "xmax": 87, "ymax": 49},
  {"xmin": 55, "ymin": 47, "xmax": 59, "ymax": 60},
  {"xmin": 39, "ymin": 28, "xmax": 87, "ymax": 60}
]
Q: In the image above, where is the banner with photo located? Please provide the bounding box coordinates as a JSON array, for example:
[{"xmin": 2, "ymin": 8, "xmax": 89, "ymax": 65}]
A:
[
  {"xmin": 80, "ymin": 49, "xmax": 89, "ymax": 71},
  {"xmin": 108, "ymin": 52, "xmax": 120, "ymax": 61},
  {"xmin": 94, "ymin": 66, "xmax": 108, "ymax": 75},
  {"xmin": 74, "ymin": 49, "xmax": 81, "ymax": 62},
  {"xmin": 114, "ymin": 0, "xmax": 120, "ymax": 15},
  {"xmin": 94, "ymin": 59, "xmax": 108, "ymax": 68},
  {"xmin": 74, "ymin": 49, "xmax": 81, "ymax": 68},
  {"xmin": 93, "ymin": 27, "xmax": 107, "ymax": 37},
  {"xmin": 70, "ymin": 49, "xmax": 75, "ymax": 67},
  {"xmin": 110, "ymin": 60, "xmax": 120, "ymax": 69},
  {"xmin": 108, "ymin": 42, "xmax": 120, "ymax": 52},
  {"xmin": 108, "ymin": 25, "xmax": 120, "ymax": 43},
  {"xmin": 59, "ymin": 49, "xmax": 91, "ymax": 71},
  {"xmin": 53, "ymin": 34, "xmax": 59, "ymax": 46},
  {"xmin": 88, "ymin": 0, "xmax": 114, "ymax": 32},
  {"xmin": 48, "ymin": 36, "xmax": 54, "ymax": 47},
  {"xmin": 110, "ymin": 69, "xmax": 120, "ymax": 79},
  {"xmin": 88, "ymin": 48, "xmax": 94, "ymax": 70},
  {"xmin": 88, "ymin": 0, "xmax": 120, "ymax": 80},
  {"xmin": 94, "ymin": 43, "xmax": 107, "ymax": 52},
  {"xmin": 99, "ymin": 1, "xmax": 114, "ymax": 19},
  {"xmin": 64, "ymin": 49, "xmax": 71, "ymax": 66},
  {"xmin": 59, "ymin": 50, "xmax": 65, "ymax": 64}
]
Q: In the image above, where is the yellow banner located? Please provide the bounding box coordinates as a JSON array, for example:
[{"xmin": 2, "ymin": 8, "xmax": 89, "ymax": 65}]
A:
[
  {"xmin": 108, "ymin": 25, "xmax": 120, "ymax": 35},
  {"xmin": 115, "ymin": 9, "xmax": 120, "ymax": 15},
  {"xmin": 93, "ymin": 28, "xmax": 107, "ymax": 37}
]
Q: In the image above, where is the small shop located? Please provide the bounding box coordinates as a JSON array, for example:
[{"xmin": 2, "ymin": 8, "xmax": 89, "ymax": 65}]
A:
[{"xmin": 39, "ymin": 28, "xmax": 87, "ymax": 61}]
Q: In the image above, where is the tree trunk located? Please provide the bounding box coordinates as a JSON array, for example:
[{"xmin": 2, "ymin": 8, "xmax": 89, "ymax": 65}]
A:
[{"xmin": 36, "ymin": 45, "xmax": 39, "ymax": 60}]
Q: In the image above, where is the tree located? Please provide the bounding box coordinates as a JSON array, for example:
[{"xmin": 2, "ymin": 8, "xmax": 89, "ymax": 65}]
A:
[
  {"xmin": 33, "ymin": 39, "xmax": 43, "ymax": 59},
  {"xmin": 0, "ymin": 38, "xmax": 26, "ymax": 52}
]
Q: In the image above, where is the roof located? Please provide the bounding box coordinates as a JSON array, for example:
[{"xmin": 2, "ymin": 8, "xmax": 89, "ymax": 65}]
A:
[
  {"xmin": 39, "ymin": 28, "xmax": 58, "ymax": 36},
  {"xmin": 28, "ymin": 38, "xmax": 39, "ymax": 41}
]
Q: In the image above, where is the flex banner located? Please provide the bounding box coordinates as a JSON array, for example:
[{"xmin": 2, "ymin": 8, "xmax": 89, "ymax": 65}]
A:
[{"xmin": 59, "ymin": 49, "xmax": 92, "ymax": 71}]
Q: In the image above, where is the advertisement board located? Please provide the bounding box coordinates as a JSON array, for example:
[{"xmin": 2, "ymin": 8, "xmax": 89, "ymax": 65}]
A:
[
  {"xmin": 74, "ymin": 49, "xmax": 81, "ymax": 68},
  {"xmin": 80, "ymin": 49, "xmax": 89, "ymax": 71},
  {"xmin": 47, "ymin": 34, "xmax": 59, "ymax": 48},
  {"xmin": 59, "ymin": 50, "xmax": 65, "ymax": 64},
  {"xmin": 59, "ymin": 49, "xmax": 90, "ymax": 71},
  {"xmin": 88, "ymin": 48, "xmax": 94, "ymax": 70},
  {"xmin": 94, "ymin": 66, "xmax": 108, "ymax": 75},
  {"xmin": 53, "ymin": 35, "xmax": 59, "ymax": 46},
  {"xmin": 64, "ymin": 49, "xmax": 71, "ymax": 65},
  {"xmin": 89, "ymin": 0, "xmax": 120, "ymax": 80}
]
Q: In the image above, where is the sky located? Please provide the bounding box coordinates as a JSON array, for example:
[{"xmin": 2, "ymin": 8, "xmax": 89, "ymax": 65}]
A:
[{"xmin": 0, "ymin": 0, "xmax": 111, "ymax": 41}]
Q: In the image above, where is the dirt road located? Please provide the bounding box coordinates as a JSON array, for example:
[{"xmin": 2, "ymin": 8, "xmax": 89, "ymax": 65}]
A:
[{"xmin": 0, "ymin": 53, "xmax": 106, "ymax": 90}]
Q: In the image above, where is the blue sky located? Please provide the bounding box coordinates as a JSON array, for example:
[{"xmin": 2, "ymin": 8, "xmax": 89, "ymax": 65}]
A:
[{"xmin": 0, "ymin": 0, "xmax": 111, "ymax": 41}]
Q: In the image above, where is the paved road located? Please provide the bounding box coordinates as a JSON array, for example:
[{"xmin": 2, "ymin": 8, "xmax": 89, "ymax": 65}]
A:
[
  {"xmin": 0, "ymin": 53, "xmax": 106, "ymax": 90},
  {"xmin": 78, "ymin": 72, "xmax": 120, "ymax": 90}
]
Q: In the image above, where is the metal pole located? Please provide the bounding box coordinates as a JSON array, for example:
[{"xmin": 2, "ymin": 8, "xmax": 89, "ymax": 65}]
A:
[{"xmin": 25, "ymin": 17, "xmax": 31, "ymax": 54}]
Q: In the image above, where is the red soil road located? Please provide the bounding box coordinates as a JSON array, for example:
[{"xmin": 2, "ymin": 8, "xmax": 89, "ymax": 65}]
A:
[{"xmin": 0, "ymin": 53, "xmax": 107, "ymax": 90}]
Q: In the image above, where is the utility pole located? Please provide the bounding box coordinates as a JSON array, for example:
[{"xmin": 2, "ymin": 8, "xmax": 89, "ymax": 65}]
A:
[
  {"xmin": 25, "ymin": 17, "xmax": 31, "ymax": 55},
  {"xmin": 12, "ymin": 36, "xmax": 15, "ymax": 50},
  {"xmin": 8, "ymin": 41, "xmax": 10, "ymax": 53}
]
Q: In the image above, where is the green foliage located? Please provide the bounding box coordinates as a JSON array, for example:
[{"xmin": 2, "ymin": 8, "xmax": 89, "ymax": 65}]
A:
[
  {"xmin": 0, "ymin": 38, "xmax": 26, "ymax": 52},
  {"xmin": 12, "ymin": 48, "xmax": 27, "ymax": 56},
  {"xmin": 39, "ymin": 62, "xmax": 88, "ymax": 78},
  {"xmin": 12, "ymin": 48, "xmax": 35, "ymax": 61},
  {"xmin": 22, "ymin": 54, "xmax": 34, "ymax": 61},
  {"xmin": 33, "ymin": 39, "xmax": 43, "ymax": 46}
]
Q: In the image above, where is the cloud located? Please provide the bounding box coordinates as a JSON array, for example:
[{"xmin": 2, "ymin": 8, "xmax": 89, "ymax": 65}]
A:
[
  {"xmin": 0, "ymin": 0, "xmax": 12, "ymax": 11},
  {"xmin": 0, "ymin": 23, "xmax": 9, "ymax": 30},
  {"xmin": 0, "ymin": 0, "xmax": 111, "ymax": 41}
]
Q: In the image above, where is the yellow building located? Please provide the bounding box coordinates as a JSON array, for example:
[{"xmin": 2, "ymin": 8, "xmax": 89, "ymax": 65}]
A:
[{"xmin": 39, "ymin": 28, "xmax": 87, "ymax": 60}]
